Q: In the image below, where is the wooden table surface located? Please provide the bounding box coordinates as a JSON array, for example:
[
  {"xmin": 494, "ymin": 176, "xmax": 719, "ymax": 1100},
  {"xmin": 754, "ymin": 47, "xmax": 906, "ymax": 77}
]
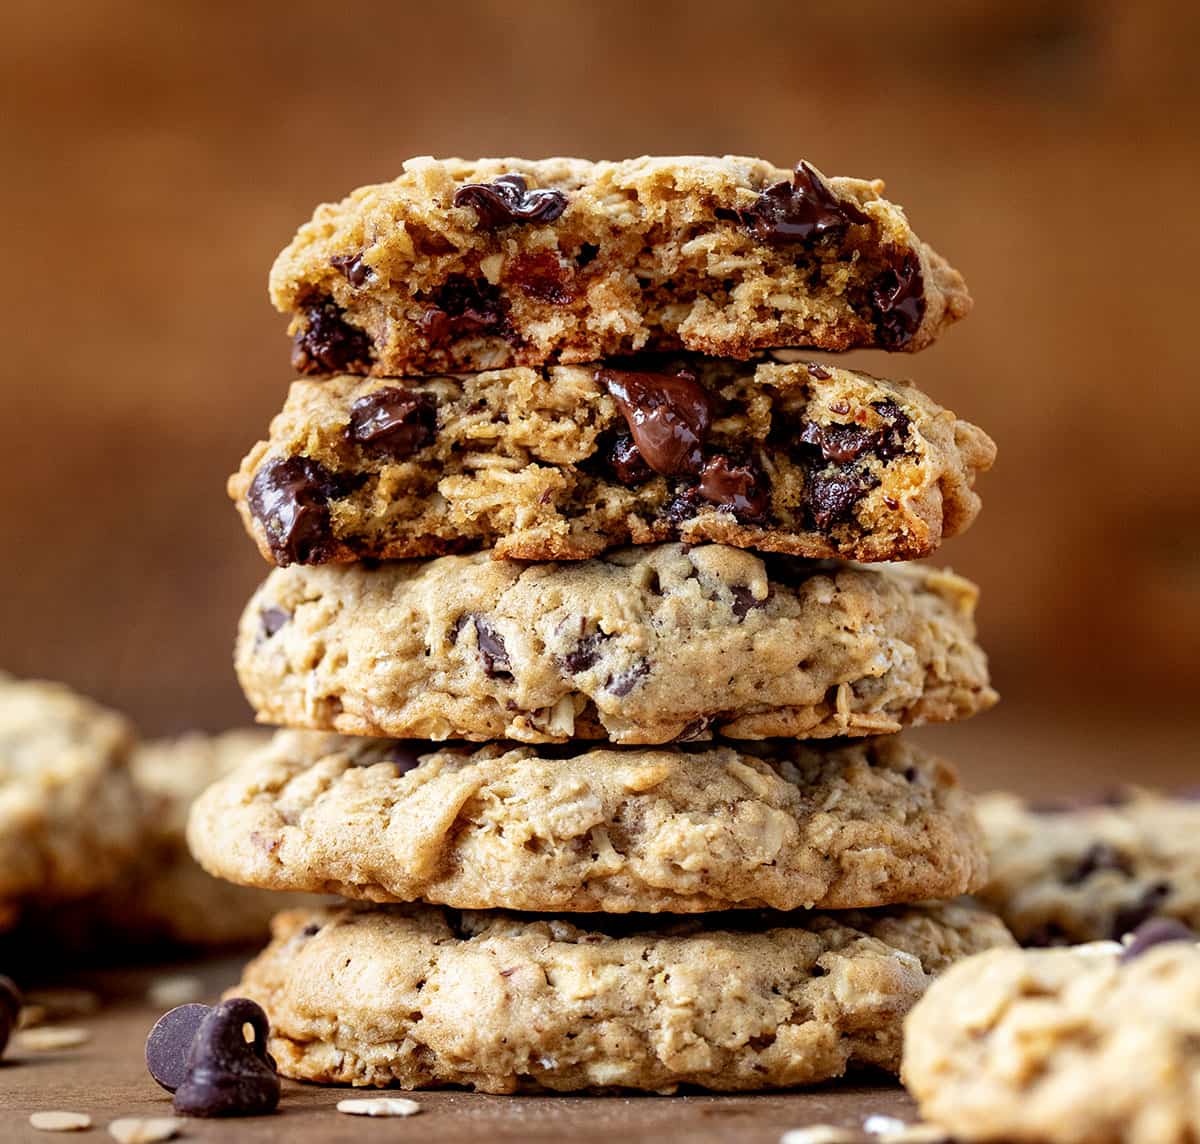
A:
[{"xmin": 1, "ymin": 956, "xmax": 917, "ymax": 1144}]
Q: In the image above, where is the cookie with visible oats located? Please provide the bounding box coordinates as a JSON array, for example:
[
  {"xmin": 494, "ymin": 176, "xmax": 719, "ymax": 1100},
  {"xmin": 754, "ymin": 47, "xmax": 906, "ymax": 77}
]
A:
[
  {"xmin": 236, "ymin": 544, "xmax": 995, "ymax": 744},
  {"xmin": 235, "ymin": 899, "xmax": 1011, "ymax": 1093},
  {"xmin": 271, "ymin": 155, "xmax": 971, "ymax": 377},
  {"xmin": 230, "ymin": 357, "xmax": 993, "ymax": 567},
  {"xmin": 188, "ymin": 730, "xmax": 987, "ymax": 913}
]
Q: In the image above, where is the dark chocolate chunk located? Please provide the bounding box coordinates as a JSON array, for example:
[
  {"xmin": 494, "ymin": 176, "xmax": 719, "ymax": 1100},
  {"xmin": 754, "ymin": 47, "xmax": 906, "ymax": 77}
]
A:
[
  {"xmin": 291, "ymin": 299, "xmax": 371, "ymax": 375},
  {"xmin": 798, "ymin": 420, "xmax": 881, "ymax": 465},
  {"xmin": 561, "ymin": 631, "xmax": 608, "ymax": 674},
  {"xmin": 738, "ymin": 161, "xmax": 869, "ymax": 246},
  {"xmin": 0, "ymin": 974, "xmax": 22, "ymax": 1058},
  {"xmin": 598, "ymin": 368, "xmax": 713, "ymax": 476},
  {"xmin": 453, "ymin": 173, "xmax": 568, "ymax": 229},
  {"xmin": 472, "ymin": 616, "xmax": 512, "ymax": 679},
  {"xmin": 346, "ymin": 387, "xmax": 437, "ymax": 458},
  {"xmin": 330, "ymin": 252, "xmax": 372, "ymax": 288},
  {"xmin": 1111, "ymin": 881, "xmax": 1172, "ymax": 939},
  {"xmin": 1064, "ymin": 842, "xmax": 1132, "ymax": 886},
  {"xmin": 507, "ymin": 251, "xmax": 574, "ymax": 303},
  {"xmin": 872, "ymin": 399, "xmax": 913, "ymax": 460},
  {"xmin": 698, "ymin": 455, "xmax": 769, "ymax": 520},
  {"xmin": 871, "ymin": 251, "xmax": 925, "ymax": 349},
  {"xmin": 730, "ymin": 586, "xmax": 765, "ymax": 620},
  {"xmin": 608, "ymin": 434, "xmax": 653, "ymax": 485},
  {"xmin": 805, "ymin": 465, "xmax": 879, "ymax": 530},
  {"xmin": 1120, "ymin": 917, "xmax": 1197, "ymax": 963},
  {"xmin": 806, "ymin": 362, "xmax": 832, "ymax": 380},
  {"xmin": 173, "ymin": 998, "xmax": 280, "ymax": 1118},
  {"xmin": 247, "ymin": 457, "xmax": 340, "ymax": 566},
  {"xmin": 606, "ymin": 660, "xmax": 649, "ymax": 697},
  {"xmin": 421, "ymin": 275, "xmax": 511, "ymax": 345},
  {"xmin": 146, "ymin": 1003, "xmax": 213, "ymax": 1093},
  {"xmin": 259, "ymin": 607, "xmax": 289, "ymax": 639}
]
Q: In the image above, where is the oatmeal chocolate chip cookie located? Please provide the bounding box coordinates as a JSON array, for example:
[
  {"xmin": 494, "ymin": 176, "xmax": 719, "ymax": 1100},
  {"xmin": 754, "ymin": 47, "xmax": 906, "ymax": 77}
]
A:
[
  {"xmin": 977, "ymin": 790, "xmax": 1200, "ymax": 946},
  {"xmin": 236, "ymin": 544, "xmax": 995, "ymax": 744},
  {"xmin": 230, "ymin": 357, "xmax": 994, "ymax": 566},
  {"xmin": 0, "ymin": 674, "xmax": 142, "ymax": 925},
  {"xmin": 903, "ymin": 931, "xmax": 1200, "ymax": 1144},
  {"xmin": 270, "ymin": 156, "xmax": 971, "ymax": 376},
  {"xmin": 235, "ymin": 899, "xmax": 1011, "ymax": 1093},
  {"xmin": 188, "ymin": 731, "xmax": 986, "ymax": 913}
]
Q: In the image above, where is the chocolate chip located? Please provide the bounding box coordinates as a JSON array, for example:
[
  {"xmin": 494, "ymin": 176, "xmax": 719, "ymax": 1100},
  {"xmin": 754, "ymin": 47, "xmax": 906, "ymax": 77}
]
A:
[
  {"xmin": 1120, "ymin": 917, "xmax": 1197, "ymax": 963},
  {"xmin": 421, "ymin": 275, "xmax": 511, "ymax": 346},
  {"xmin": 598, "ymin": 368, "xmax": 713, "ymax": 476},
  {"xmin": 798, "ymin": 420, "xmax": 881, "ymax": 465},
  {"xmin": 806, "ymin": 362, "xmax": 832, "ymax": 380},
  {"xmin": 146, "ymin": 1003, "xmax": 213, "ymax": 1093},
  {"xmin": 453, "ymin": 174, "xmax": 568, "ymax": 228},
  {"xmin": 871, "ymin": 251, "xmax": 925, "ymax": 349},
  {"xmin": 300, "ymin": 923, "xmax": 322, "ymax": 937},
  {"xmin": 606, "ymin": 433, "xmax": 654, "ymax": 485},
  {"xmin": 606, "ymin": 660, "xmax": 649, "ymax": 697},
  {"xmin": 871, "ymin": 399, "xmax": 913, "ymax": 460},
  {"xmin": 506, "ymin": 251, "xmax": 574, "ymax": 304},
  {"xmin": 730, "ymin": 586, "xmax": 765, "ymax": 620},
  {"xmin": 330, "ymin": 252, "xmax": 372, "ymax": 288},
  {"xmin": 1064, "ymin": 842, "xmax": 1132, "ymax": 886},
  {"xmin": 575, "ymin": 242, "xmax": 599, "ymax": 267},
  {"xmin": 291, "ymin": 299, "xmax": 371, "ymax": 375},
  {"xmin": 247, "ymin": 457, "xmax": 340, "ymax": 566},
  {"xmin": 676, "ymin": 717, "xmax": 711, "ymax": 741},
  {"xmin": 346, "ymin": 388, "xmax": 437, "ymax": 459},
  {"xmin": 471, "ymin": 616, "xmax": 511, "ymax": 679},
  {"xmin": 258, "ymin": 607, "xmax": 289, "ymax": 639},
  {"xmin": 698, "ymin": 455, "xmax": 769, "ymax": 520},
  {"xmin": 738, "ymin": 161, "xmax": 869, "ymax": 245},
  {"xmin": 561, "ymin": 632, "xmax": 608, "ymax": 674},
  {"xmin": 805, "ymin": 465, "xmax": 879, "ymax": 530},
  {"xmin": 0, "ymin": 975, "xmax": 22, "ymax": 1058},
  {"xmin": 1111, "ymin": 881, "xmax": 1172, "ymax": 939},
  {"xmin": 172, "ymin": 999, "xmax": 280, "ymax": 1118}
]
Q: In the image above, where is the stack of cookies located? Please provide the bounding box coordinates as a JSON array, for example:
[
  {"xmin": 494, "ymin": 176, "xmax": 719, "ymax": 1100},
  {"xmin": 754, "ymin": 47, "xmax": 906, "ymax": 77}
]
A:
[{"xmin": 190, "ymin": 156, "xmax": 1012, "ymax": 1093}]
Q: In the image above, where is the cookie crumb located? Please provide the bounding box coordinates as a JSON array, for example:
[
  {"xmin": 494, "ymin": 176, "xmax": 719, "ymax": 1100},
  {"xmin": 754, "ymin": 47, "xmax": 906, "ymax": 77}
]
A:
[
  {"xmin": 16, "ymin": 1026, "xmax": 90, "ymax": 1051},
  {"xmin": 147, "ymin": 975, "xmax": 205, "ymax": 1008},
  {"xmin": 336, "ymin": 1097, "xmax": 422, "ymax": 1117},
  {"xmin": 780, "ymin": 1127, "xmax": 861, "ymax": 1144},
  {"xmin": 108, "ymin": 1117, "xmax": 185, "ymax": 1143},
  {"xmin": 30, "ymin": 1111, "xmax": 92, "ymax": 1131}
]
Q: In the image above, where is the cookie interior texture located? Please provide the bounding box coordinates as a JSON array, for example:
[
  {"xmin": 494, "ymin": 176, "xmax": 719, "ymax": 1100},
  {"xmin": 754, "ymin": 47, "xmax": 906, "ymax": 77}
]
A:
[
  {"xmin": 188, "ymin": 730, "xmax": 987, "ymax": 913},
  {"xmin": 903, "ymin": 941, "xmax": 1200, "ymax": 1144},
  {"xmin": 230, "ymin": 357, "xmax": 994, "ymax": 566},
  {"xmin": 236, "ymin": 545, "xmax": 996, "ymax": 744},
  {"xmin": 977, "ymin": 790, "xmax": 1200, "ymax": 946},
  {"xmin": 271, "ymin": 156, "xmax": 971, "ymax": 376},
  {"xmin": 234, "ymin": 899, "xmax": 1011, "ymax": 1093}
]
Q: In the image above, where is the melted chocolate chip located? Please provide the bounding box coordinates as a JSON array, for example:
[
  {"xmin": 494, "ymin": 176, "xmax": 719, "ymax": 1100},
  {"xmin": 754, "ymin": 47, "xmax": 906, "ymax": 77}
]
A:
[
  {"xmin": 330, "ymin": 252, "xmax": 372, "ymax": 288},
  {"xmin": 871, "ymin": 251, "xmax": 925, "ymax": 349},
  {"xmin": 259, "ymin": 607, "xmax": 289, "ymax": 639},
  {"xmin": 507, "ymin": 251, "xmax": 574, "ymax": 303},
  {"xmin": 738, "ymin": 161, "xmax": 869, "ymax": 246},
  {"xmin": 698, "ymin": 455, "xmax": 769, "ymax": 520},
  {"xmin": 805, "ymin": 465, "xmax": 879, "ymax": 530},
  {"xmin": 1120, "ymin": 917, "xmax": 1197, "ymax": 962},
  {"xmin": 471, "ymin": 616, "xmax": 511, "ymax": 678},
  {"xmin": 247, "ymin": 457, "xmax": 341, "ymax": 566},
  {"xmin": 173, "ymin": 998, "xmax": 280, "ymax": 1118},
  {"xmin": 146, "ymin": 1003, "xmax": 214, "ymax": 1093},
  {"xmin": 346, "ymin": 388, "xmax": 437, "ymax": 458},
  {"xmin": 871, "ymin": 399, "xmax": 913, "ymax": 460},
  {"xmin": 421, "ymin": 275, "xmax": 511, "ymax": 346},
  {"xmin": 798, "ymin": 420, "xmax": 881, "ymax": 465},
  {"xmin": 730, "ymin": 586, "xmax": 765, "ymax": 620},
  {"xmin": 1111, "ymin": 881, "xmax": 1172, "ymax": 939},
  {"xmin": 606, "ymin": 660, "xmax": 649, "ymax": 697},
  {"xmin": 608, "ymin": 434, "xmax": 654, "ymax": 485},
  {"xmin": 599, "ymin": 368, "xmax": 713, "ymax": 476},
  {"xmin": 453, "ymin": 174, "xmax": 568, "ymax": 228},
  {"xmin": 0, "ymin": 975, "xmax": 22, "ymax": 1058},
  {"xmin": 561, "ymin": 632, "xmax": 608, "ymax": 674},
  {"xmin": 1064, "ymin": 842, "xmax": 1132, "ymax": 885},
  {"xmin": 291, "ymin": 299, "xmax": 371, "ymax": 375}
]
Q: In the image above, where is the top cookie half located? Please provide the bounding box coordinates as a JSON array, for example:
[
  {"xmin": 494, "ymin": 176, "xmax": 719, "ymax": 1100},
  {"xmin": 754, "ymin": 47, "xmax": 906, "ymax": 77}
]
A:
[{"xmin": 271, "ymin": 156, "xmax": 972, "ymax": 376}]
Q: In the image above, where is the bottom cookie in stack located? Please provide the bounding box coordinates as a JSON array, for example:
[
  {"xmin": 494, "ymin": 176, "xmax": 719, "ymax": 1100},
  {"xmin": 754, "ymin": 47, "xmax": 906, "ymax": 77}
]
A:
[{"xmin": 190, "ymin": 729, "xmax": 1013, "ymax": 1091}]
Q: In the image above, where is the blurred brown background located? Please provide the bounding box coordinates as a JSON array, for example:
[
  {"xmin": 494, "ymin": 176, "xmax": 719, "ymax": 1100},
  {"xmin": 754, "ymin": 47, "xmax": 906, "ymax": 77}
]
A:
[{"xmin": 3, "ymin": 0, "xmax": 1197, "ymax": 791}]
